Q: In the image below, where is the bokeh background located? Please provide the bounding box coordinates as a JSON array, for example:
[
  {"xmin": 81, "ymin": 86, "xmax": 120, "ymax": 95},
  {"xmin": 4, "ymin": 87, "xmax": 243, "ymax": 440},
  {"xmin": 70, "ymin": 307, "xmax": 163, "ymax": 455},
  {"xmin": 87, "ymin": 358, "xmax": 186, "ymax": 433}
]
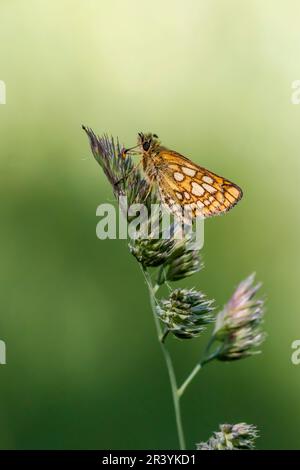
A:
[{"xmin": 0, "ymin": 0, "xmax": 299, "ymax": 450}]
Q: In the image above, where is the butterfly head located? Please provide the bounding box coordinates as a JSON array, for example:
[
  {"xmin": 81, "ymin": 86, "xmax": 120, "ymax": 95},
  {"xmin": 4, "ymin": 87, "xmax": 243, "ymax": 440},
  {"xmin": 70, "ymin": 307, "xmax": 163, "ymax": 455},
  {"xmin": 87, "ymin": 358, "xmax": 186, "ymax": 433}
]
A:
[
  {"xmin": 138, "ymin": 132, "xmax": 160, "ymax": 153},
  {"xmin": 121, "ymin": 132, "xmax": 161, "ymax": 158}
]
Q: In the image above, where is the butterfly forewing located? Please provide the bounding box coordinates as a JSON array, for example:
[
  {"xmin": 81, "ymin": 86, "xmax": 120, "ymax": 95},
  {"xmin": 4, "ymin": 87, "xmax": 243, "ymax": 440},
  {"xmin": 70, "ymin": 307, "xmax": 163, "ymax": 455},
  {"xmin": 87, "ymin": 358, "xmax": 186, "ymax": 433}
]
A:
[{"xmin": 155, "ymin": 150, "xmax": 243, "ymax": 221}]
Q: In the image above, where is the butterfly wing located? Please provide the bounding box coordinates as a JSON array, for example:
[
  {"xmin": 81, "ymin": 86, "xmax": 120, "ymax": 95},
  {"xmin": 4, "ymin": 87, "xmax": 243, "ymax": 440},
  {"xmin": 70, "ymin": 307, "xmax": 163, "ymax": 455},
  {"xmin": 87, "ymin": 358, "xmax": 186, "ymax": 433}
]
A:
[{"xmin": 155, "ymin": 150, "xmax": 243, "ymax": 221}]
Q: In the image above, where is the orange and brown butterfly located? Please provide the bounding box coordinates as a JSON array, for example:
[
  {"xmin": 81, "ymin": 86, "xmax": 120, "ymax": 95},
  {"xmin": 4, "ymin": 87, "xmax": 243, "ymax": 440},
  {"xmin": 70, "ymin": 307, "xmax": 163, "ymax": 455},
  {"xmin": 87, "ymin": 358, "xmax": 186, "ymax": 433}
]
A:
[{"xmin": 122, "ymin": 132, "xmax": 243, "ymax": 223}]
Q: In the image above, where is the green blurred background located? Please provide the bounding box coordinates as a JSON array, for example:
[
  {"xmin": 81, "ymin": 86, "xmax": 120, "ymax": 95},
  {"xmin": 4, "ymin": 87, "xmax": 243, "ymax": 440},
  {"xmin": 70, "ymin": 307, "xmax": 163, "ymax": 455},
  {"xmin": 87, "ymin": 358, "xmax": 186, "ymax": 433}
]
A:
[{"xmin": 0, "ymin": 0, "xmax": 299, "ymax": 450}]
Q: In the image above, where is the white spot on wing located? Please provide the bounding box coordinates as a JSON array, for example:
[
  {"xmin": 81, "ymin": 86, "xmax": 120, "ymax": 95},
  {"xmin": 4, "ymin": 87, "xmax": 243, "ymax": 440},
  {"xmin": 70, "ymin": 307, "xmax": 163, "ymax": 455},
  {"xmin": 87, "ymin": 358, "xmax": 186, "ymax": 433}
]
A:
[
  {"xmin": 203, "ymin": 175, "xmax": 214, "ymax": 184},
  {"xmin": 176, "ymin": 192, "xmax": 183, "ymax": 200},
  {"xmin": 191, "ymin": 182, "xmax": 205, "ymax": 196},
  {"xmin": 174, "ymin": 172, "xmax": 184, "ymax": 182},
  {"xmin": 182, "ymin": 167, "xmax": 196, "ymax": 177},
  {"xmin": 203, "ymin": 183, "xmax": 217, "ymax": 194},
  {"xmin": 184, "ymin": 191, "xmax": 191, "ymax": 200}
]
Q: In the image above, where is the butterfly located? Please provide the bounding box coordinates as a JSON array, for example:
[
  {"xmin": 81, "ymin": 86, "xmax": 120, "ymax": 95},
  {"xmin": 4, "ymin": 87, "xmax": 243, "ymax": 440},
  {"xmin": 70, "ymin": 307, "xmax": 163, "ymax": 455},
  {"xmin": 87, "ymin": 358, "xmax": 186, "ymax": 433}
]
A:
[{"xmin": 123, "ymin": 132, "xmax": 243, "ymax": 223}]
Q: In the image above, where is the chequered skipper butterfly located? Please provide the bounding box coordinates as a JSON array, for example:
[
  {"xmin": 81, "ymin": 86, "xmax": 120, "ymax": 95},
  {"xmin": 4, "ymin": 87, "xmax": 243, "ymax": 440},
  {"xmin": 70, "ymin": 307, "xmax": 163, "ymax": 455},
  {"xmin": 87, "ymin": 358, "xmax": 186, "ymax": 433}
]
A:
[{"xmin": 123, "ymin": 132, "xmax": 243, "ymax": 223}]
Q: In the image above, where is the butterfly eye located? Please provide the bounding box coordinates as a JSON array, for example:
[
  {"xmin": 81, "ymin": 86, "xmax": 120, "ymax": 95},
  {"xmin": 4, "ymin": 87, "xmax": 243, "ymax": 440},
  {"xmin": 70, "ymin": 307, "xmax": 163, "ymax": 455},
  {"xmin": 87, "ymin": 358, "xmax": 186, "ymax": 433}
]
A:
[
  {"xmin": 143, "ymin": 141, "xmax": 151, "ymax": 151},
  {"xmin": 153, "ymin": 134, "xmax": 158, "ymax": 138}
]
